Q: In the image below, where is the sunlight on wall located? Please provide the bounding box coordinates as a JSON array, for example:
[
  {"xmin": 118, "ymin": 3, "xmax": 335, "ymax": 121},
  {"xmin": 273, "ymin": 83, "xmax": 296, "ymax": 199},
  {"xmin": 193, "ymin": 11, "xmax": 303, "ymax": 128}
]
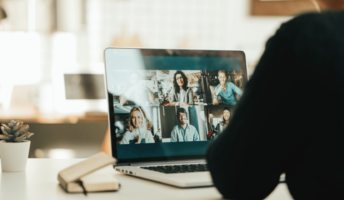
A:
[
  {"xmin": 0, "ymin": 32, "xmax": 41, "ymax": 110},
  {"xmin": 48, "ymin": 149, "xmax": 76, "ymax": 159}
]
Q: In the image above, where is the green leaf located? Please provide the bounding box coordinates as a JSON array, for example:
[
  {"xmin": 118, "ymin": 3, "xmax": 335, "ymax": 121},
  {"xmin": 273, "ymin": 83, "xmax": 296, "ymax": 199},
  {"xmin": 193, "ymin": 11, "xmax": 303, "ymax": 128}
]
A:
[
  {"xmin": 13, "ymin": 137, "xmax": 25, "ymax": 142},
  {"xmin": 1, "ymin": 124, "xmax": 13, "ymax": 134},
  {"xmin": 13, "ymin": 125, "xmax": 22, "ymax": 132},
  {"xmin": 14, "ymin": 124, "xmax": 29, "ymax": 136},
  {"xmin": 8, "ymin": 123, "xmax": 14, "ymax": 128},
  {"xmin": 0, "ymin": 134, "xmax": 14, "ymax": 142},
  {"xmin": 1, "ymin": 127, "xmax": 10, "ymax": 135},
  {"xmin": 14, "ymin": 132, "xmax": 34, "ymax": 142},
  {"xmin": 23, "ymin": 124, "xmax": 29, "ymax": 132},
  {"xmin": 14, "ymin": 130, "xmax": 26, "ymax": 137}
]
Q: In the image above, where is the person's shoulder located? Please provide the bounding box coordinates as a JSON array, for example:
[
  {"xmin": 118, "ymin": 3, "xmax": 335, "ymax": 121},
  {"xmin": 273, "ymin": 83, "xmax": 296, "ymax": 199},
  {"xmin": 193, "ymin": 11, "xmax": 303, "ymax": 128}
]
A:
[
  {"xmin": 144, "ymin": 130, "xmax": 153, "ymax": 136},
  {"xmin": 227, "ymin": 81, "xmax": 235, "ymax": 87},
  {"xmin": 170, "ymin": 87, "xmax": 176, "ymax": 94},
  {"xmin": 122, "ymin": 130, "xmax": 132, "ymax": 137},
  {"xmin": 279, "ymin": 10, "xmax": 342, "ymax": 36},
  {"xmin": 172, "ymin": 125, "xmax": 179, "ymax": 130},
  {"xmin": 291, "ymin": 10, "xmax": 343, "ymax": 23},
  {"xmin": 188, "ymin": 124, "xmax": 197, "ymax": 131}
]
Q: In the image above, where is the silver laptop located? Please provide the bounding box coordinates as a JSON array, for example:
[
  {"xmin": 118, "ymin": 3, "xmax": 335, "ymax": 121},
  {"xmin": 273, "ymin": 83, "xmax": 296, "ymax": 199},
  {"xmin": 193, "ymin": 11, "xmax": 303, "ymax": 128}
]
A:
[{"xmin": 104, "ymin": 48, "xmax": 248, "ymax": 187}]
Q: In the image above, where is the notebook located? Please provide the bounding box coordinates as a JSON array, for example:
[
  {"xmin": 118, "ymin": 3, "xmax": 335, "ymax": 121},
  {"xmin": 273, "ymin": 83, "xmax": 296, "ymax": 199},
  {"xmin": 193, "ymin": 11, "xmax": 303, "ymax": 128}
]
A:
[{"xmin": 58, "ymin": 152, "xmax": 120, "ymax": 193}]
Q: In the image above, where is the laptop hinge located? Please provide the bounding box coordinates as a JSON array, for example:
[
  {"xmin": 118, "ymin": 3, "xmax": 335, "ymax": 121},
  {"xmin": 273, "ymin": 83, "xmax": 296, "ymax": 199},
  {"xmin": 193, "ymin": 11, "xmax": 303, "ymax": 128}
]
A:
[
  {"xmin": 115, "ymin": 163, "xmax": 131, "ymax": 166},
  {"xmin": 115, "ymin": 159, "xmax": 206, "ymax": 167}
]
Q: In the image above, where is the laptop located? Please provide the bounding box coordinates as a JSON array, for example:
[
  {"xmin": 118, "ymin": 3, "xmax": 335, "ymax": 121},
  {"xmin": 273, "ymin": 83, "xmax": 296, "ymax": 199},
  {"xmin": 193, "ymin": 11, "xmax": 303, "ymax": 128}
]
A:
[{"xmin": 104, "ymin": 48, "xmax": 248, "ymax": 187}]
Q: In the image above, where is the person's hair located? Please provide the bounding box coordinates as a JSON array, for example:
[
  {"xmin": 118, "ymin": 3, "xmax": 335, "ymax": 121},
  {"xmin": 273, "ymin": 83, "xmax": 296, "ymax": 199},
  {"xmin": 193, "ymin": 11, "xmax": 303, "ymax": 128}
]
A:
[
  {"xmin": 177, "ymin": 107, "xmax": 188, "ymax": 120},
  {"xmin": 222, "ymin": 107, "xmax": 231, "ymax": 124},
  {"xmin": 218, "ymin": 70, "xmax": 227, "ymax": 77},
  {"xmin": 130, "ymin": 71, "xmax": 140, "ymax": 77},
  {"xmin": 127, "ymin": 106, "xmax": 148, "ymax": 132},
  {"xmin": 1, "ymin": 6, "xmax": 7, "ymax": 20},
  {"xmin": 173, "ymin": 71, "xmax": 188, "ymax": 93}
]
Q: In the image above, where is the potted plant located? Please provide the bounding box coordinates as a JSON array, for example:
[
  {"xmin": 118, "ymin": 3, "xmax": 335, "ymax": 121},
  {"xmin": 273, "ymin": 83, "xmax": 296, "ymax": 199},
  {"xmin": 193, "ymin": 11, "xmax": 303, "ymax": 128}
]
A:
[{"xmin": 0, "ymin": 120, "xmax": 34, "ymax": 172}]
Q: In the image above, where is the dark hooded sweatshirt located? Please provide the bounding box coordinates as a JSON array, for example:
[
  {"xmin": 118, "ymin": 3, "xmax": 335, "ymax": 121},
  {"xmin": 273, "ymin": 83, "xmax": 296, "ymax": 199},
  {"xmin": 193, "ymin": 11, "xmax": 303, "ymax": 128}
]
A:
[{"xmin": 206, "ymin": 10, "xmax": 344, "ymax": 200}]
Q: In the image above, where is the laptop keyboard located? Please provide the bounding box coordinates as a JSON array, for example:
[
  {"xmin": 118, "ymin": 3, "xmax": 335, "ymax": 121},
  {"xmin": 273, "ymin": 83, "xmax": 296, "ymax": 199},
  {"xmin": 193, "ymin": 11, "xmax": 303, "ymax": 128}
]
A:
[{"xmin": 141, "ymin": 164, "xmax": 208, "ymax": 174}]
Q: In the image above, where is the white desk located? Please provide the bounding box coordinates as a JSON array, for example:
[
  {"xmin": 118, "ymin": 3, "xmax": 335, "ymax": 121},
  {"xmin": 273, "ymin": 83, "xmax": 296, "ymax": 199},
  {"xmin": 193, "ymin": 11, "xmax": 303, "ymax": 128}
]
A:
[{"xmin": 0, "ymin": 159, "xmax": 293, "ymax": 200}]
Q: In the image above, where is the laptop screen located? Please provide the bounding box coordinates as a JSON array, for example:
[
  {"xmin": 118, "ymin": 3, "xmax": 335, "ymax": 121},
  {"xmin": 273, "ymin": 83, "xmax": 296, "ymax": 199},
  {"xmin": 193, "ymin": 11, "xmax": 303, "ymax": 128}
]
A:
[{"xmin": 104, "ymin": 48, "xmax": 247, "ymax": 163}]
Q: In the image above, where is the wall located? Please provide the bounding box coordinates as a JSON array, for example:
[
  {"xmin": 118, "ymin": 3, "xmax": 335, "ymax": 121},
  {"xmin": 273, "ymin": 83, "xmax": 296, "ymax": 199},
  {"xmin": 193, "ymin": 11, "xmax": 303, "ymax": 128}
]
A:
[
  {"xmin": 0, "ymin": 0, "xmax": 294, "ymax": 113},
  {"xmin": 28, "ymin": 121, "xmax": 108, "ymax": 158}
]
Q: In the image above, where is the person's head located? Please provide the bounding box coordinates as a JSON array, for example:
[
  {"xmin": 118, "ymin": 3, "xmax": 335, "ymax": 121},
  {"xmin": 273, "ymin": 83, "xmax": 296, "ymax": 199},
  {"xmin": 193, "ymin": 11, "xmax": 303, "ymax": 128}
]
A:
[
  {"xmin": 173, "ymin": 71, "xmax": 188, "ymax": 93},
  {"xmin": 129, "ymin": 72, "xmax": 140, "ymax": 85},
  {"xmin": 177, "ymin": 107, "xmax": 188, "ymax": 125},
  {"xmin": 222, "ymin": 107, "xmax": 231, "ymax": 122},
  {"xmin": 158, "ymin": 128, "xmax": 161, "ymax": 132},
  {"xmin": 218, "ymin": 71, "xmax": 227, "ymax": 86},
  {"xmin": 316, "ymin": 0, "xmax": 344, "ymax": 10},
  {"xmin": 212, "ymin": 125, "xmax": 215, "ymax": 130},
  {"xmin": 115, "ymin": 127, "xmax": 119, "ymax": 133},
  {"xmin": 0, "ymin": 5, "xmax": 6, "ymax": 21},
  {"xmin": 128, "ymin": 107, "xmax": 147, "ymax": 132}
]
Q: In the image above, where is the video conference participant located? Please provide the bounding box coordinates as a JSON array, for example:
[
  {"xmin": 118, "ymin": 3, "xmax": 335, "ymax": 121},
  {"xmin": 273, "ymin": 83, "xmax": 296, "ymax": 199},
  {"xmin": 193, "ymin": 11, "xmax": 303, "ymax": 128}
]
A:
[
  {"xmin": 213, "ymin": 70, "xmax": 243, "ymax": 105},
  {"xmin": 153, "ymin": 128, "xmax": 162, "ymax": 143},
  {"xmin": 155, "ymin": 128, "xmax": 162, "ymax": 138},
  {"xmin": 216, "ymin": 107, "xmax": 231, "ymax": 134},
  {"xmin": 168, "ymin": 71, "xmax": 194, "ymax": 106},
  {"xmin": 120, "ymin": 72, "xmax": 155, "ymax": 106},
  {"xmin": 120, "ymin": 107, "xmax": 155, "ymax": 144},
  {"xmin": 171, "ymin": 108, "xmax": 200, "ymax": 142}
]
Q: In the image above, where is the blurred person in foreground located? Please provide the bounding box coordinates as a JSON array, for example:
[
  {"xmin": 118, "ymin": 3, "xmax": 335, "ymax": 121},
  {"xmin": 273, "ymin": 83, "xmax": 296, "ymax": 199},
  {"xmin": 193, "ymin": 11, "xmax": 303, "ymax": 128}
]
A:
[{"xmin": 206, "ymin": 0, "xmax": 344, "ymax": 199}]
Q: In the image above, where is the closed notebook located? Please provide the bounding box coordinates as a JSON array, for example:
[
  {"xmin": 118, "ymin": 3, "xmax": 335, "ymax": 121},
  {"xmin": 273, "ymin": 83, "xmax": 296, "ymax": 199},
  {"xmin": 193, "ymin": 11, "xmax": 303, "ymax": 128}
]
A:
[
  {"xmin": 58, "ymin": 152, "xmax": 119, "ymax": 193},
  {"xmin": 66, "ymin": 166, "xmax": 120, "ymax": 193}
]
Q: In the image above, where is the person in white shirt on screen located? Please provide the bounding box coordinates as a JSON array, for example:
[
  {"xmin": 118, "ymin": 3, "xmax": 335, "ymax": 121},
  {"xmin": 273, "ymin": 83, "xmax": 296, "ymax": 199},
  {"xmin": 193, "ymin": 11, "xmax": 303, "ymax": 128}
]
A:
[
  {"xmin": 120, "ymin": 107, "xmax": 155, "ymax": 144},
  {"xmin": 168, "ymin": 71, "xmax": 194, "ymax": 106},
  {"xmin": 171, "ymin": 108, "xmax": 200, "ymax": 142},
  {"xmin": 155, "ymin": 128, "xmax": 162, "ymax": 138},
  {"xmin": 119, "ymin": 72, "xmax": 155, "ymax": 106}
]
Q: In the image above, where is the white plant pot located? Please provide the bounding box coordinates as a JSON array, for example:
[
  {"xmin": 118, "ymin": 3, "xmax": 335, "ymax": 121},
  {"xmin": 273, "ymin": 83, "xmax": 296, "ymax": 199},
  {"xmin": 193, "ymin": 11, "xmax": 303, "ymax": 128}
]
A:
[{"xmin": 0, "ymin": 140, "xmax": 31, "ymax": 172}]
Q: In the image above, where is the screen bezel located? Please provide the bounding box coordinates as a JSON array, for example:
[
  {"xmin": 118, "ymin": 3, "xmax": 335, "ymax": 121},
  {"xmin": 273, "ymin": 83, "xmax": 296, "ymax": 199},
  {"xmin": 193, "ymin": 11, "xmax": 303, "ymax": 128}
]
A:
[{"xmin": 104, "ymin": 47, "xmax": 248, "ymax": 164}]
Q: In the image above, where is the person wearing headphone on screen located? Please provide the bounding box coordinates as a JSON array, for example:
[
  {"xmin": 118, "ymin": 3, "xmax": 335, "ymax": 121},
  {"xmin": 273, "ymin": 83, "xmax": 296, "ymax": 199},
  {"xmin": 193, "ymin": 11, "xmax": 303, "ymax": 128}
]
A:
[
  {"xmin": 170, "ymin": 108, "xmax": 200, "ymax": 142},
  {"xmin": 120, "ymin": 107, "xmax": 155, "ymax": 144}
]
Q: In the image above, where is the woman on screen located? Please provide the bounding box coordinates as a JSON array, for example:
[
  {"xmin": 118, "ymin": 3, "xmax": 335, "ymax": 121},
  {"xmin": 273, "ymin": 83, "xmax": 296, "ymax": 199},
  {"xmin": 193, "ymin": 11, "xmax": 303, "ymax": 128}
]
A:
[
  {"xmin": 216, "ymin": 107, "xmax": 231, "ymax": 134},
  {"xmin": 168, "ymin": 71, "xmax": 194, "ymax": 106},
  {"xmin": 213, "ymin": 71, "xmax": 243, "ymax": 105},
  {"xmin": 120, "ymin": 107, "xmax": 155, "ymax": 144}
]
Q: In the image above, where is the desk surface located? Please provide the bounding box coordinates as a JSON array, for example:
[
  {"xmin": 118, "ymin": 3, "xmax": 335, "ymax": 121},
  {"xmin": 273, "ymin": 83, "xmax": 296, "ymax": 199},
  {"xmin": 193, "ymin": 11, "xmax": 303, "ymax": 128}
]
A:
[{"xmin": 0, "ymin": 159, "xmax": 293, "ymax": 200}]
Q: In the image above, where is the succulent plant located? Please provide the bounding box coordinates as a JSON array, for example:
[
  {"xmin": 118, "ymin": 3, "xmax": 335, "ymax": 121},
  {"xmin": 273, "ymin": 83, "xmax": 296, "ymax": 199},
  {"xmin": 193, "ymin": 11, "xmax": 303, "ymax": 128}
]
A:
[{"xmin": 0, "ymin": 120, "xmax": 34, "ymax": 142}]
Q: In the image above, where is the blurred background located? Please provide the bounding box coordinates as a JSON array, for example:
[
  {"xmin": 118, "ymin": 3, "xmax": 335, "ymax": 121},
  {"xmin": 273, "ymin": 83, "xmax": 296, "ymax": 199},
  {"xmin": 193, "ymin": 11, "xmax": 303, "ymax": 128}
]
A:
[{"xmin": 0, "ymin": 0, "xmax": 317, "ymax": 158}]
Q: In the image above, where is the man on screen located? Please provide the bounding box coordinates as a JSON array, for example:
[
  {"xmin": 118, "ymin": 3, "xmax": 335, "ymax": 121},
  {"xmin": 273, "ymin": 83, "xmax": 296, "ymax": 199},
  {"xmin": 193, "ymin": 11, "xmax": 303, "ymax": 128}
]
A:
[{"xmin": 170, "ymin": 108, "xmax": 200, "ymax": 142}]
